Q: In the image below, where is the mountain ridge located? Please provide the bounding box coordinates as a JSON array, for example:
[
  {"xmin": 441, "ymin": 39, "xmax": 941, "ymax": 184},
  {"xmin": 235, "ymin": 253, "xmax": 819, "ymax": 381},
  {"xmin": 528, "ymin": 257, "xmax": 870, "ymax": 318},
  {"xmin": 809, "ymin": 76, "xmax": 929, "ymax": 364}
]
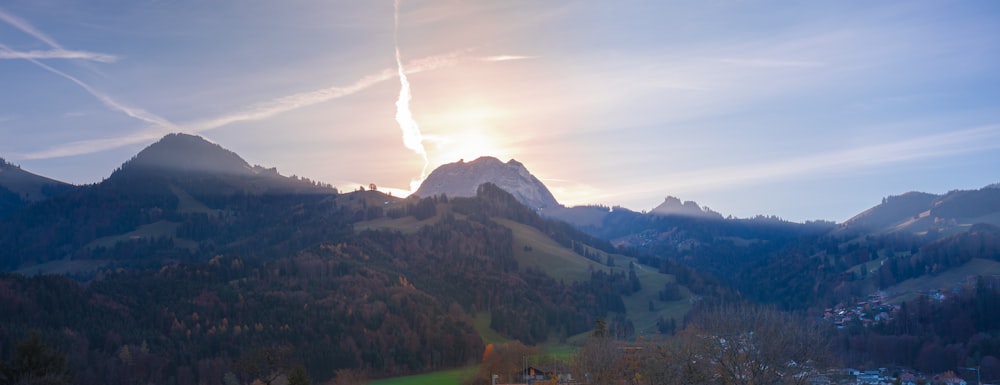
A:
[
  {"xmin": 0, "ymin": 157, "xmax": 73, "ymax": 201},
  {"xmin": 650, "ymin": 196, "xmax": 723, "ymax": 219},
  {"xmin": 839, "ymin": 187, "xmax": 1000, "ymax": 236}
]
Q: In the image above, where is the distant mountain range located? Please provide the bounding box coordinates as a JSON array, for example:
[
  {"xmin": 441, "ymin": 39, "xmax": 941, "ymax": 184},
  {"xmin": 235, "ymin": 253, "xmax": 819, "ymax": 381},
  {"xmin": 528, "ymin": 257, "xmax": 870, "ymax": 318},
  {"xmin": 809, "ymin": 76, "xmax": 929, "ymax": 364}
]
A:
[{"xmin": 5, "ymin": 133, "xmax": 996, "ymax": 232}]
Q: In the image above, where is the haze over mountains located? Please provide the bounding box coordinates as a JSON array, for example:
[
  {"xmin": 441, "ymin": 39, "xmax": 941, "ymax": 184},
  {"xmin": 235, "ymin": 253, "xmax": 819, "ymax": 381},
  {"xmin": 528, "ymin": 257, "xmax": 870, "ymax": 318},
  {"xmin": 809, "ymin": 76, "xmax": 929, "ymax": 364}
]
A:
[
  {"xmin": 840, "ymin": 187, "xmax": 1000, "ymax": 235},
  {"xmin": 2, "ymin": 132, "xmax": 997, "ymax": 232},
  {"xmin": 2, "ymin": 132, "xmax": 1000, "ymax": 384}
]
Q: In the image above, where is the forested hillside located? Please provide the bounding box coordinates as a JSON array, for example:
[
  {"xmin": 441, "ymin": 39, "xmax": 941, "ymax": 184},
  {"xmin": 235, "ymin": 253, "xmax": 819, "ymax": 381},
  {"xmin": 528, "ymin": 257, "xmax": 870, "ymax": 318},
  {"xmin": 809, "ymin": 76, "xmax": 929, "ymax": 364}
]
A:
[{"xmin": 0, "ymin": 184, "xmax": 688, "ymax": 384}]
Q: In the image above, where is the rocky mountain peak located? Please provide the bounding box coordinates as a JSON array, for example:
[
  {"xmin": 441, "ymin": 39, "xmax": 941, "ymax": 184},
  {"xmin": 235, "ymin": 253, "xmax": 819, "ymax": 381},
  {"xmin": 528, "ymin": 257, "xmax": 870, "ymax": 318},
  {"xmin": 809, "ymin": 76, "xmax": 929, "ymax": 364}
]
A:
[
  {"xmin": 649, "ymin": 196, "xmax": 722, "ymax": 219},
  {"xmin": 413, "ymin": 156, "xmax": 560, "ymax": 209}
]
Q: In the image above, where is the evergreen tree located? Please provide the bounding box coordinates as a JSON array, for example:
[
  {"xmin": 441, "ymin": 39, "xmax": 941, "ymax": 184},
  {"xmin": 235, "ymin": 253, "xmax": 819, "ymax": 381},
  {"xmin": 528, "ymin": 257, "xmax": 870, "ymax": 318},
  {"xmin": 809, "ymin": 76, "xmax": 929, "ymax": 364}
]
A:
[
  {"xmin": 593, "ymin": 317, "xmax": 609, "ymax": 338},
  {"xmin": 288, "ymin": 364, "xmax": 311, "ymax": 385}
]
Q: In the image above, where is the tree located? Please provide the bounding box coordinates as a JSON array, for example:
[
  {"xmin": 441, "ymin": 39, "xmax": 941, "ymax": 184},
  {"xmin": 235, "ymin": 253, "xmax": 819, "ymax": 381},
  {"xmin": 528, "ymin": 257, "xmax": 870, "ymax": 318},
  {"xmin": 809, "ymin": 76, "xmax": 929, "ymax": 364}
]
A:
[
  {"xmin": 0, "ymin": 331, "xmax": 73, "ymax": 385},
  {"xmin": 682, "ymin": 303, "xmax": 834, "ymax": 385},
  {"xmin": 574, "ymin": 318, "xmax": 625, "ymax": 385},
  {"xmin": 235, "ymin": 347, "xmax": 291, "ymax": 385},
  {"xmin": 476, "ymin": 342, "xmax": 539, "ymax": 384},
  {"xmin": 288, "ymin": 364, "xmax": 311, "ymax": 385},
  {"xmin": 332, "ymin": 368, "xmax": 368, "ymax": 385},
  {"xmin": 574, "ymin": 333, "xmax": 623, "ymax": 385},
  {"xmin": 593, "ymin": 317, "xmax": 609, "ymax": 338}
]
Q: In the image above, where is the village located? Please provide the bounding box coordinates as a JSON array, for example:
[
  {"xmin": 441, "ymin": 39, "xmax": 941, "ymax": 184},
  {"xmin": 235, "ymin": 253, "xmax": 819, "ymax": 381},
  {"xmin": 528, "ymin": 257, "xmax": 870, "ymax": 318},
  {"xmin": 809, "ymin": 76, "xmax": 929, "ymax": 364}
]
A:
[{"xmin": 824, "ymin": 293, "xmax": 900, "ymax": 329}]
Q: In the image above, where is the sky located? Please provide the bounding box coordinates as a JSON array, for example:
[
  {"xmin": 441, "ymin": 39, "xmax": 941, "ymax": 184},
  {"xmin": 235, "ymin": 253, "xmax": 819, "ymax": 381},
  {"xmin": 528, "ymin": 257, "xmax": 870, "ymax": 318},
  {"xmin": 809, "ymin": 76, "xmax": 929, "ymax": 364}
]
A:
[{"xmin": 1, "ymin": 1, "xmax": 999, "ymax": 222}]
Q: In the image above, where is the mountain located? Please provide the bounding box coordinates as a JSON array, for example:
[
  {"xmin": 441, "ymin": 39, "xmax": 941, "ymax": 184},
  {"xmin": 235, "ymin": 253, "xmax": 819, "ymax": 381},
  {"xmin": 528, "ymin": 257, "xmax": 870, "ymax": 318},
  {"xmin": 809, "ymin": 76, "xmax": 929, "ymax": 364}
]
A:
[
  {"xmin": 0, "ymin": 157, "xmax": 75, "ymax": 218},
  {"xmin": 413, "ymin": 156, "xmax": 560, "ymax": 209},
  {"xmin": 119, "ymin": 133, "xmax": 253, "ymax": 175},
  {"xmin": 0, "ymin": 133, "xmax": 340, "ymax": 272},
  {"xmin": 542, "ymin": 195, "xmax": 726, "ymax": 234},
  {"xmin": 109, "ymin": 133, "xmax": 333, "ymax": 195},
  {"xmin": 0, "ymin": 157, "xmax": 72, "ymax": 200},
  {"xmin": 0, "ymin": 179, "xmax": 709, "ymax": 385},
  {"xmin": 649, "ymin": 196, "xmax": 723, "ymax": 219},
  {"xmin": 840, "ymin": 186, "xmax": 1000, "ymax": 236}
]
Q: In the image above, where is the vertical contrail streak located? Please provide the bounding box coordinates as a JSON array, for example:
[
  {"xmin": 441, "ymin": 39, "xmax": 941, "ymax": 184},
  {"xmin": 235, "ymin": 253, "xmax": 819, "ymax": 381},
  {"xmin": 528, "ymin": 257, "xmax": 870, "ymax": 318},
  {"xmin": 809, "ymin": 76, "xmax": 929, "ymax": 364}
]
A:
[{"xmin": 393, "ymin": 0, "xmax": 429, "ymax": 192}]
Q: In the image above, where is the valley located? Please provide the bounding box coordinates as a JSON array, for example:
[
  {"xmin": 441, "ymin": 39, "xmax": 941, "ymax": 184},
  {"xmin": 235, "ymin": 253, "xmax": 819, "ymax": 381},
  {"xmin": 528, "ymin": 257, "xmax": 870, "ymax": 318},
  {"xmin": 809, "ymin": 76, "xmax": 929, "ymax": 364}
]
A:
[{"xmin": 0, "ymin": 134, "xmax": 998, "ymax": 385}]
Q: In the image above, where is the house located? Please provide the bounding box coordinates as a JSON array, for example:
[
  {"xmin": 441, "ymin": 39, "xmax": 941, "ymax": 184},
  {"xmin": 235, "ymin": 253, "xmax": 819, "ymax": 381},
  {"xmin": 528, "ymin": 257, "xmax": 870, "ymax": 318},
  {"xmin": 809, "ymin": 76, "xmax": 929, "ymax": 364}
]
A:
[
  {"xmin": 935, "ymin": 375, "xmax": 966, "ymax": 385},
  {"xmin": 857, "ymin": 370, "xmax": 882, "ymax": 384},
  {"xmin": 517, "ymin": 366, "xmax": 574, "ymax": 384}
]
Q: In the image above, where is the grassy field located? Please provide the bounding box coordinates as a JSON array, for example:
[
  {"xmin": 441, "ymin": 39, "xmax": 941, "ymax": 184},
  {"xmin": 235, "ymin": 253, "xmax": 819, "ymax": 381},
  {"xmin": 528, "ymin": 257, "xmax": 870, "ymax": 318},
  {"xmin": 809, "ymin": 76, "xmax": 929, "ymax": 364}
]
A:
[
  {"xmin": 360, "ymin": 208, "xmax": 693, "ymax": 352},
  {"xmin": 495, "ymin": 218, "xmax": 608, "ymax": 283},
  {"xmin": 368, "ymin": 367, "xmax": 478, "ymax": 385},
  {"xmin": 474, "ymin": 312, "xmax": 510, "ymax": 345},
  {"xmin": 353, "ymin": 202, "xmax": 455, "ymax": 235},
  {"xmin": 494, "ymin": 217, "xmax": 692, "ymax": 335},
  {"xmin": 886, "ymin": 258, "xmax": 1000, "ymax": 303},
  {"xmin": 621, "ymin": 263, "xmax": 692, "ymax": 335},
  {"xmin": 83, "ymin": 220, "xmax": 199, "ymax": 251},
  {"xmin": 15, "ymin": 258, "xmax": 109, "ymax": 276},
  {"xmin": 169, "ymin": 184, "xmax": 218, "ymax": 214}
]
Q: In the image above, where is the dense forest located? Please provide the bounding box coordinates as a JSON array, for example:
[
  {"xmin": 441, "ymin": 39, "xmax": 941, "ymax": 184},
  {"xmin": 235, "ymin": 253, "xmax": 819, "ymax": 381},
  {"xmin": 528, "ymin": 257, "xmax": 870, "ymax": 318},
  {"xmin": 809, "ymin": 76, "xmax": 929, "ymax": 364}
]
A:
[
  {"xmin": 839, "ymin": 276, "xmax": 1000, "ymax": 379},
  {"xmin": 595, "ymin": 205, "xmax": 1000, "ymax": 312},
  {"xmin": 0, "ymin": 184, "xmax": 647, "ymax": 384}
]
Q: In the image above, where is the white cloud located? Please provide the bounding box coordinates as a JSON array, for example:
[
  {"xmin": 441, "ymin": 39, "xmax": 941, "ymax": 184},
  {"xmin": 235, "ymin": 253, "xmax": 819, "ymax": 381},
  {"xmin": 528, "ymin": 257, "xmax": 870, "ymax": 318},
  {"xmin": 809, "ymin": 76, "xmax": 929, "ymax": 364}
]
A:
[
  {"xmin": 625, "ymin": 124, "xmax": 1000, "ymax": 196},
  {"xmin": 719, "ymin": 58, "xmax": 824, "ymax": 68}
]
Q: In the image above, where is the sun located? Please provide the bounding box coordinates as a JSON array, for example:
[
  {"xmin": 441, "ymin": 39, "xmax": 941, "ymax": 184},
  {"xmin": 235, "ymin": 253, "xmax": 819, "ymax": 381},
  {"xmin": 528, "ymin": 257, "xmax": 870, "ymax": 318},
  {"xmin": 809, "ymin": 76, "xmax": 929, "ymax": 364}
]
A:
[
  {"xmin": 439, "ymin": 130, "xmax": 504, "ymax": 163},
  {"xmin": 425, "ymin": 105, "xmax": 511, "ymax": 164}
]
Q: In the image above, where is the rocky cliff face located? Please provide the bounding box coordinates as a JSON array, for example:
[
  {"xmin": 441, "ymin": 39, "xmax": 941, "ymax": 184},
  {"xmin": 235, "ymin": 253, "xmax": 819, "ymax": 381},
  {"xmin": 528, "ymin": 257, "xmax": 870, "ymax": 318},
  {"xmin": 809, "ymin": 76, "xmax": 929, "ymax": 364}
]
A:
[
  {"xmin": 649, "ymin": 196, "xmax": 722, "ymax": 219},
  {"xmin": 413, "ymin": 157, "xmax": 560, "ymax": 209}
]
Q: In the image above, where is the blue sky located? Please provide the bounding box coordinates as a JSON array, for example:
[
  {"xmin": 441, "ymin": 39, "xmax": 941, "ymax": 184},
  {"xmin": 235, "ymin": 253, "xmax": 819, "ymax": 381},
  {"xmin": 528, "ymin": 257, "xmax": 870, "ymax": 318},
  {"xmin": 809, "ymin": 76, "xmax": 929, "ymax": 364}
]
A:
[{"xmin": 1, "ymin": 1, "xmax": 998, "ymax": 222}]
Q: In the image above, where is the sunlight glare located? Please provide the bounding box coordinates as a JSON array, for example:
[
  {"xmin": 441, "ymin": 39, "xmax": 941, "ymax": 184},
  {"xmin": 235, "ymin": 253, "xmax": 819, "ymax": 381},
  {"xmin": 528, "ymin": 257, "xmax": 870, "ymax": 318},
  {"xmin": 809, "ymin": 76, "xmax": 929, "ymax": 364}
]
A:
[{"xmin": 426, "ymin": 105, "xmax": 510, "ymax": 164}]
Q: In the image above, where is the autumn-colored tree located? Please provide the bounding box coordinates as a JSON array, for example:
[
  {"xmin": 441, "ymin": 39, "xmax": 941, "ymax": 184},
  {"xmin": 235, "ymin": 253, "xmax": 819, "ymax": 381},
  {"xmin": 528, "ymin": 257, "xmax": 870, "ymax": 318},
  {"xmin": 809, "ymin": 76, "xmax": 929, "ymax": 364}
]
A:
[{"xmin": 476, "ymin": 341, "xmax": 539, "ymax": 384}]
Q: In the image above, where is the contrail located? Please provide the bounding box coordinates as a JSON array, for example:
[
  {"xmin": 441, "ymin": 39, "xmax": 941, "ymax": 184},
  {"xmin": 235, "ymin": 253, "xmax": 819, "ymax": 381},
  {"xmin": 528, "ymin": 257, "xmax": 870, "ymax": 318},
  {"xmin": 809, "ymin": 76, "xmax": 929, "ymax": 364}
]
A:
[
  {"xmin": 0, "ymin": 6, "xmax": 117, "ymax": 63},
  {"xmin": 0, "ymin": 42, "xmax": 175, "ymax": 130},
  {"xmin": 394, "ymin": 0, "xmax": 430, "ymax": 192},
  {"xmin": 16, "ymin": 51, "xmax": 530, "ymax": 160},
  {"xmin": 0, "ymin": 48, "xmax": 117, "ymax": 62}
]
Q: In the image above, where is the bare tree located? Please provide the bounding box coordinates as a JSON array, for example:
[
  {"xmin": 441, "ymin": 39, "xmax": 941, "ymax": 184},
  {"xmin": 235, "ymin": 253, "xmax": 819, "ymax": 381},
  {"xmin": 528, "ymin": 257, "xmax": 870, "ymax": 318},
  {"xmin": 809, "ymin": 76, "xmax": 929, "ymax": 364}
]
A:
[
  {"xmin": 332, "ymin": 368, "xmax": 368, "ymax": 385},
  {"xmin": 682, "ymin": 303, "xmax": 834, "ymax": 385},
  {"xmin": 574, "ymin": 319, "xmax": 625, "ymax": 385}
]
